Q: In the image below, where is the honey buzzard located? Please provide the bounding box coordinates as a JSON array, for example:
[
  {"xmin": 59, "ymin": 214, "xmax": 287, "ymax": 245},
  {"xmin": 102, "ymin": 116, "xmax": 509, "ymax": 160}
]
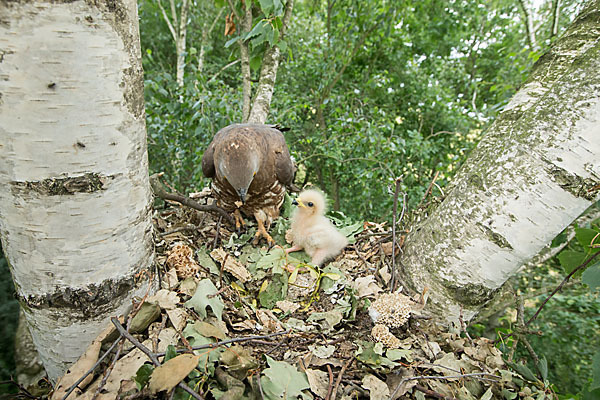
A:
[{"xmin": 201, "ymin": 124, "xmax": 296, "ymax": 245}]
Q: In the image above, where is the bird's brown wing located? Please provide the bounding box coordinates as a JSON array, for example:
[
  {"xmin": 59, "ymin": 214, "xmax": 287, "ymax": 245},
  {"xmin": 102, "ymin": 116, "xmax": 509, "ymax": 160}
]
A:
[
  {"xmin": 201, "ymin": 139, "xmax": 216, "ymax": 178},
  {"xmin": 261, "ymin": 126, "xmax": 295, "ymax": 186}
]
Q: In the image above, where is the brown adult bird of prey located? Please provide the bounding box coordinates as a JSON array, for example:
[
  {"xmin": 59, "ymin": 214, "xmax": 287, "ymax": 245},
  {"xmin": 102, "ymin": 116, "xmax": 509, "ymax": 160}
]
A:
[{"xmin": 201, "ymin": 123, "xmax": 296, "ymax": 246}]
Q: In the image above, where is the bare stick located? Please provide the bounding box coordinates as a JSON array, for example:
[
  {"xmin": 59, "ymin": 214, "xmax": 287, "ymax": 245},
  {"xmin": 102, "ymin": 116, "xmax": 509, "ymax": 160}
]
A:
[
  {"xmin": 325, "ymin": 364, "xmax": 334, "ymax": 400},
  {"xmin": 496, "ymin": 249, "xmax": 600, "ymax": 345},
  {"xmin": 111, "ymin": 318, "xmax": 204, "ymax": 400},
  {"xmin": 150, "ymin": 173, "xmax": 232, "ymax": 224},
  {"xmin": 419, "ymin": 170, "xmax": 440, "ymax": 206},
  {"xmin": 61, "ymin": 338, "xmax": 121, "ymax": 400},
  {"xmin": 330, "ymin": 358, "xmax": 353, "ymax": 400}
]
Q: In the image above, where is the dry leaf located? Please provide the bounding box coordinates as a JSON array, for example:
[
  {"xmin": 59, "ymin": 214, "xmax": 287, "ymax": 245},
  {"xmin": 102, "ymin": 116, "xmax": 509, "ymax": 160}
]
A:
[
  {"xmin": 211, "ymin": 248, "xmax": 251, "ymax": 282},
  {"xmin": 305, "ymin": 368, "xmax": 329, "ymax": 398},
  {"xmin": 148, "ymin": 289, "xmax": 179, "ymax": 310},
  {"xmin": 149, "ymin": 354, "xmax": 201, "ymax": 393},
  {"xmin": 351, "ymin": 275, "xmax": 382, "ymax": 298},
  {"xmin": 362, "ymin": 374, "xmax": 390, "ymax": 400},
  {"xmin": 256, "ymin": 309, "xmax": 284, "ymax": 332},
  {"xmin": 51, "ymin": 323, "xmax": 117, "ymax": 399},
  {"xmin": 194, "ymin": 321, "xmax": 226, "ymax": 340},
  {"xmin": 166, "ymin": 308, "xmax": 188, "ymax": 331},
  {"xmin": 224, "ymin": 13, "xmax": 236, "ymax": 36},
  {"xmin": 275, "ymin": 300, "xmax": 300, "ymax": 314}
]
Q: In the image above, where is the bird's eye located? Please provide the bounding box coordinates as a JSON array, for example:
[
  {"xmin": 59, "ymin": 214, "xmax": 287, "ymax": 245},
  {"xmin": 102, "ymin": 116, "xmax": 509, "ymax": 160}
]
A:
[{"xmin": 308, "ymin": 202, "xmax": 314, "ymax": 207}]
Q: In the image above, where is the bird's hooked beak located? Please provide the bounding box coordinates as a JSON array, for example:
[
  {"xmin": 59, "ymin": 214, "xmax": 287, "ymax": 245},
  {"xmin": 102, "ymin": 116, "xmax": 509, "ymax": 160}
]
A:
[
  {"xmin": 238, "ymin": 188, "xmax": 247, "ymax": 204},
  {"xmin": 293, "ymin": 198, "xmax": 307, "ymax": 208}
]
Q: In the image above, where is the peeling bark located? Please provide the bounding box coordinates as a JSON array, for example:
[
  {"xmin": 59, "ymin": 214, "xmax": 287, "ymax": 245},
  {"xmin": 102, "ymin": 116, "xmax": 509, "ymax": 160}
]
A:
[
  {"xmin": 0, "ymin": 0, "xmax": 155, "ymax": 381},
  {"xmin": 399, "ymin": 0, "xmax": 600, "ymax": 326}
]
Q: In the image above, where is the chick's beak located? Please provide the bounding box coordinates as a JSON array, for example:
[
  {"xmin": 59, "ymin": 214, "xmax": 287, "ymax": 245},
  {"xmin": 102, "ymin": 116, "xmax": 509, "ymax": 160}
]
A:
[{"xmin": 295, "ymin": 198, "xmax": 307, "ymax": 209}]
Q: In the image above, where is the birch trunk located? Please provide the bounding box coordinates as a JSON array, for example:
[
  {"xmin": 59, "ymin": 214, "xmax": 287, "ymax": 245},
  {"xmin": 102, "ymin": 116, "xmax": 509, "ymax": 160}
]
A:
[
  {"xmin": 0, "ymin": 0, "xmax": 155, "ymax": 382},
  {"xmin": 399, "ymin": 0, "xmax": 600, "ymax": 326},
  {"xmin": 175, "ymin": 0, "xmax": 189, "ymax": 87},
  {"xmin": 247, "ymin": 0, "xmax": 294, "ymax": 124}
]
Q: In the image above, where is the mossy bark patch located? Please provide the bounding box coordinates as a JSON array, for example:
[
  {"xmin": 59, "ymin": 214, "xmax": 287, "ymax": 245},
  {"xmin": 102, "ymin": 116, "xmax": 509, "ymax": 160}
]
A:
[{"xmin": 11, "ymin": 173, "xmax": 113, "ymax": 196}]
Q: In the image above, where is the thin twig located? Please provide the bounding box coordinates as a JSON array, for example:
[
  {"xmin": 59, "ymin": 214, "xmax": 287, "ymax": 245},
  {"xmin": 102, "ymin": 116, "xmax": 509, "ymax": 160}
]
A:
[
  {"xmin": 330, "ymin": 358, "xmax": 353, "ymax": 400},
  {"xmin": 325, "ymin": 364, "xmax": 334, "ymax": 400},
  {"xmin": 527, "ymin": 249, "xmax": 600, "ymax": 325},
  {"xmin": 495, "ymin": 249, "xmax": 600, "ymax": 344},
  {"xmin": 61, "ymin": 338, "xmax": 121, "ymax": 400},
  {"xmin": 111, "ymin": 318, "xmax": 204, "ymax": 400},
  {"xmin": 419, "ymin": 171, "xmax": 440, "ymax": 207}
]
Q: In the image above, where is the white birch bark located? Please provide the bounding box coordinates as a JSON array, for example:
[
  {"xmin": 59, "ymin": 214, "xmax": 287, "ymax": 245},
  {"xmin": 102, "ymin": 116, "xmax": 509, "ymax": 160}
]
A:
[
  {"xmin": 176, "ymin": 0, "xmax": 189, "ymax": 87},
  {"xmin": 399, "ymin": 0, "xmax": 600, "ymax": 326},
  {"xmin": 247, "ymin": 0, "xmax": 294, "ymax": 124},
  {"xmin": 0, "ymin": 0, "xmax": 155, "ymax": 382}
]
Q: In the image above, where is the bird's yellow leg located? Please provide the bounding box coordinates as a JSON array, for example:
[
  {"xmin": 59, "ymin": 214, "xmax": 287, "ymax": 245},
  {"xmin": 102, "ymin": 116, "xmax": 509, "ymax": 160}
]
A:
[
  {"xmin": 233, "ymin": 209, "xmax": 245, "ymax": 233},
  {"xmin": 252, "ymin": 215, "xmax": 275, "ymax": 247}
]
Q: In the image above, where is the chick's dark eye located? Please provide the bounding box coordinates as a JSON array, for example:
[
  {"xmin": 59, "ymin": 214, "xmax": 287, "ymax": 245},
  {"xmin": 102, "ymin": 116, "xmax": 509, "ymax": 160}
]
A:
[{"xmin": 308, "ymin": 202, "xmax": 314, "ymax": 207}]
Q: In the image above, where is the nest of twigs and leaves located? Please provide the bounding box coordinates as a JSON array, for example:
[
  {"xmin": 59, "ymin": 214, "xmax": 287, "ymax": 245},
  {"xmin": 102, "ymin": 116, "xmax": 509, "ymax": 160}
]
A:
[{"xmin": 44, "ymin": 187, "xmax": 554, "ymax": 400}]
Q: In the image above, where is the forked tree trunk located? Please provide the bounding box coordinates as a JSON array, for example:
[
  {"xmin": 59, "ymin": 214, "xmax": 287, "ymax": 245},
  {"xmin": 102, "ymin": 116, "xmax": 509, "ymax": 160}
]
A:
[
  {"xmin": 399, "ymin": 0, "xmax": 600, "ymax": 326},
  {"xmin": 0, "ymin": 0, "xmax": 155, "ymax": 382}
]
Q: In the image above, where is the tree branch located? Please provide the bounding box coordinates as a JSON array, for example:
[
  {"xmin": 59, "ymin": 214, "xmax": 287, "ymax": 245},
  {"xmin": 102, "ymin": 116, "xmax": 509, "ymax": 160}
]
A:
[
  {"xmin": 156, "ymin": 0, "xmax": 178, "ymax": 43},
  {"xmin": 149, "ymin": 173, "xmax": 233, "ymax": 224}
]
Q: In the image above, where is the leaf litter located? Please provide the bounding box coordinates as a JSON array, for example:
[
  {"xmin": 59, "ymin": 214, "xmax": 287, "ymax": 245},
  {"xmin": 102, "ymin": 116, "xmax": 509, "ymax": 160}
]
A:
[{"xmin": 48, "ymin": 198, "xmax": 552, "ymax": 400}]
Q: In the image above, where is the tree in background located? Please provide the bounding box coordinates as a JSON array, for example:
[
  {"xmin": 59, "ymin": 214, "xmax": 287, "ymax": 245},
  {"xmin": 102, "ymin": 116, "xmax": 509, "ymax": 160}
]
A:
[{"xmin": 0, "ymin": 0, "xmax": 155, "ymax": 381}]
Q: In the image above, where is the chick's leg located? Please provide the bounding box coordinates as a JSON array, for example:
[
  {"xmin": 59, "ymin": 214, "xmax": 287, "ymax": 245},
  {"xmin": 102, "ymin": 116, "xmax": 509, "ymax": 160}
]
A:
[
  {"xmin": 233, "ymin": 209, "xmax": 245, "ymax": 233},
  {"xmin": 310, "ymin": 248, "xmax": 330, "ymax": 266},
  {"xmin": 285, "ymin": 245, "xmax": 303, "ymax": 254},
  {"xmin": 253, "ymin": 211, "xmax": 275, "ymax": 247}
]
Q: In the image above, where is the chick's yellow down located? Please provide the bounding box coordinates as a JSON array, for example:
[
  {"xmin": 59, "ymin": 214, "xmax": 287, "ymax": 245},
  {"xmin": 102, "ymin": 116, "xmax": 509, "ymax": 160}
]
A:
[{"xmin": 286, "ymin": 189, "xmax": 348, "ymax": 265}]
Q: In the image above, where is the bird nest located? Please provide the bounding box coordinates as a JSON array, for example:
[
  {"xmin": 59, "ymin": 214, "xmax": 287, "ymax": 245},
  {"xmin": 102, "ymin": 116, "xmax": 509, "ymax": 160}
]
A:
[{"xmin": 45, "ymin": 198, "xmax": 539, "ymax": 400}]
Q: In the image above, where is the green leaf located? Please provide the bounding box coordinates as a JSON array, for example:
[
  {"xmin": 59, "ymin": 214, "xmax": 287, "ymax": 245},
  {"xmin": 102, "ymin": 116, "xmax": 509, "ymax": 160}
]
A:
[
  {"xmin": 502, "ymin": 388, "xmax": 518, "ymax": 400},
  {"xmin": 259, "ymin": 274, "xmax": 288, "ymax": 308},
  {"xmin": 386, "ymin": 348, "xmax": 413, "ymax": 363},
  {"xmin": 197, "ymin": 246, "xmax": 220, "ymax": 275},
  {"xmin": 536, "ymin": 355, "xmax": 548, "ymax": 382},
  {"xmin": 278, "ymin": 39, "xmax": 287, "ymax": 52},
  {"xmin": 575, "ymin": 228, "xmax": 599, "ymax": 251},
  {"xmin": 134, "ymin": 364, "xmax": 154, "ymax": 390},
  {"xmin": 355, "ymin": 341, "xmax": 397, "ymax": 368},
  {"xmin": 557, "ymin": 250, "xmax": 587, "ymax": 274},
  {"xmin": 181, "ymin": 323, "xmax": 222, "ymax": 375},
  {"xmin": 260, "ymin": 355, "xmax": 309, "ymax": 400},
  {"xmin": 250, "ymin": 54, "xmax": 262, "ymax": 71},
  {"xmin": 164, "ymin": 344, "xmax": 178, "ymax": 362},
  {"xmin": 591, "ymin": 350, "xmax": 600, "ymax": 390},
  {"xmin": 185, "ymin": 279, "xmax": 225, "ymax": 320},
  {"xmin": 338, "ymin": 221, "xmax": 364, "ymax": 244},
  {"xmin": 224, "ymin": 35, "xmax": 241, "ymax": 48},
  {"xmin": 258, "ymin": 0, "xmax": 274, "ymax": 15},
  {"xmin": 507, "ymin": 361, "xmax": 538, "ymax": 382},
  {"xmin": 582, "ymin": 262, "xmax": 600, "ymax": 291}
]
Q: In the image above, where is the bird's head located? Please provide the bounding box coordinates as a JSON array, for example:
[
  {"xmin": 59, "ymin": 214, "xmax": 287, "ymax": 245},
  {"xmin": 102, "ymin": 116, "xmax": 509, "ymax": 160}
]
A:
[
  {"xmin": 216, "ymin": 142, "xmax": 260, "ymax": 204},
  {"xmin": 292, "ymin": 189, "xmax": 327, "ymax": 216}
]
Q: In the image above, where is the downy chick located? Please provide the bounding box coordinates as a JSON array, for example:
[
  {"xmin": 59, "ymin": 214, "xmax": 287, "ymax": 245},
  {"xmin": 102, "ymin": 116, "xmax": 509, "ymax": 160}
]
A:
[{"xmin": 286, "ymin": 189, "xmax": 348, "ymax": 265}]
